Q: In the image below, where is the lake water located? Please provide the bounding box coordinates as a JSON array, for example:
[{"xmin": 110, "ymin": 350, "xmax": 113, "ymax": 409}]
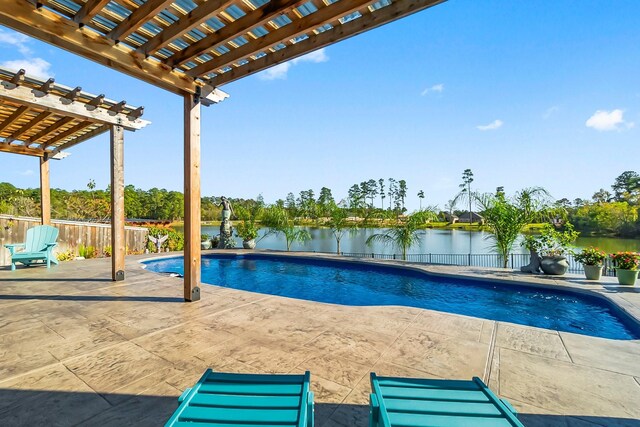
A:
[{"xmin": 184, "ymin": 226, "xmax": 640, "ymax": 255}]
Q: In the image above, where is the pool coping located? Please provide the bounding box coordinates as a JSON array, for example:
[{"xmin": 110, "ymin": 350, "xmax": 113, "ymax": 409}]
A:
[{"xmin": 139, "ymin": 249, "xmax": 640, "ymax": 337}]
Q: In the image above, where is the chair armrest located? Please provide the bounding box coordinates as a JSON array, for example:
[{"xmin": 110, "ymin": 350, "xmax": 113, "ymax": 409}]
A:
[
  {"xmin": 369, "ymin": 393, "xmax": 380, "ymax": 426},
  {"xmin": 4, "ymin": 243, "xmax": 25, "ymax": 255},
  {"xmin": 500, "ymin": 398, "xmax": 518, "ymax": 415},
  {"xmin": 178, "ymin": 387, "xmax": 192, "ymax": 403},
  {"xmin": 45, "ymin": 243, "xmax": 58, "ymax": 248}
]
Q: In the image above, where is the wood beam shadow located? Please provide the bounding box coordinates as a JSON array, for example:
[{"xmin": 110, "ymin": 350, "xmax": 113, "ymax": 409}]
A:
[{"xmin": 0, "ymin": 295, "xmax": 183, "ymax": 303}]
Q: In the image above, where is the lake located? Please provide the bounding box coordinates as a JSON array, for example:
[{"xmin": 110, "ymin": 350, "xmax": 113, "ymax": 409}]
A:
[{"xmin": 180, "ymin": 226, "xmax": 640, "ymax": 255}]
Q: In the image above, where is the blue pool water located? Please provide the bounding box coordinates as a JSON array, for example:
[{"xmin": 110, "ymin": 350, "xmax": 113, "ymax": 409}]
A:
[{"xmin": 143, "ymin": 254, "xmax": 640, "ymax": 340}]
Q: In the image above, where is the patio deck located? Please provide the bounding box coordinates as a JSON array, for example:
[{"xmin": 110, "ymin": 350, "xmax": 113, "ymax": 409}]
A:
[{"xmin": 1, "ymin": 252, "xmax": 639, "ymax": 426}]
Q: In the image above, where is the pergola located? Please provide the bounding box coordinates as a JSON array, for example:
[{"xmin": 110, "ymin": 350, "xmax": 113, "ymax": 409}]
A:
[
  {"xmin": 0, "ymin": 0, "xmax": 445, "ymax": 301},
  {"xmin": 0, "ymin": 66, "xmax": 149, "ymax": 280}
]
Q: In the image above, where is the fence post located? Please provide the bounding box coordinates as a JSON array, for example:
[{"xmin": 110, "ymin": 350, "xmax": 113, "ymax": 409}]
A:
[
  {"xmin": 429, "ymin": 253, "xmax": 432, "ymax": 264},
  {"xmin": 510, "ymin": 253, "xmax": 514, "ymax": 269},
  {"xmin": 371, "ymin": 253, "xmax": 374, "ymax": 259},
  {"xmin": 468, "ymin": 253, "xmax": 471, "ymax": 266},
  {"xmin": 393, "ymin": 254, "xmax": 396, "ymax": 260}
]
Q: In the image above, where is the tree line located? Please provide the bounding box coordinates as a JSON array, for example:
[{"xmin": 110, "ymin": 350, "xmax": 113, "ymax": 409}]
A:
[{"xmin": 555, "ymin": 171, "xmax": 640, "ymax": 237}]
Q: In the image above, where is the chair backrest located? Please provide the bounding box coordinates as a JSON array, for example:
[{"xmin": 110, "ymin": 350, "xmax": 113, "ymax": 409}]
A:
[{"xmin": 24, "ymin": 225, "xmax": 59, "ymax": 252}]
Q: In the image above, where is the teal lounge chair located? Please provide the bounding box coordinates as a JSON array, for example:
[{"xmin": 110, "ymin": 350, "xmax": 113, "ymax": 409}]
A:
[
  {"xmin": 165, "ymin": 369, "xmax": 314, "ymax": 427},
  {"xmin": 369, "ymin": 373, "xmax": 524, "ymax": 427},
  {"xmin": 4, "ymin": 225, "xmax": 59, "ymax": 271}
]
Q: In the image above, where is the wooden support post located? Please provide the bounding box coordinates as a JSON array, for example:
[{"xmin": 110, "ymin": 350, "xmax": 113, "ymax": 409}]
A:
[
  {"xmin": 110, "ymin": 125, "xmax": 125, "ymax": 281},
  {"xmin": 39, "ymin": 154, "xmax": 51, "ymax": 225},
  {"xmin": 183, "ymin": 93, "xmax": 201, "ymax": 302}
]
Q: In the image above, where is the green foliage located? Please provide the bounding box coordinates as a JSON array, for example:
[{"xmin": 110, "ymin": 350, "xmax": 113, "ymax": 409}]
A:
[
  {"xmin": 235, "ymin": 221, "xmax": 259, "ymax": 241},
  {"xmin": 325, "ymin": 203, "xmax": 357, "ymax": 254},
  {"xmin": 78, "ymin": 244, "xmax": 97, "ymax": 259},
  {"xmin": 573, "ymin": 247, "xmax": 606, "ymax": 266},
  {"xmin": 524, "ymin": 223, "xmax": 579, "ymax": 257},
  {"xmin": 366, "ymin": 211, "xmax": 436, "ymax": 260},
  {"xmin": 146, "ymin": 226, "xmax": 184, "ymax": 252},
  {"xmin": 201, "ymin": 234, "xmax": 210, "ymax": 241},
  {"xmin": 56, "ymin": 250, "xmax": 75, "ymax": 261},
  {"xmin": 571, "ymin": 201, "xmax": 637, "ymax": 235},
  {"xmin": 262, "ymin": 205, "xmax": 311, "ymax": 251},
  {"xmin": 610, "ymin": 252, "xmax": 640, "ymax": 270},
  {"xmin": 475, "ymin": 187, "xmax": 552, "ymax": 268}
]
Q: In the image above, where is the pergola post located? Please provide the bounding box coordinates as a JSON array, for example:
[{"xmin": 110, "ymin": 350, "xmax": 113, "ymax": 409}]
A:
[
  {"xmin": 183, "ymin": 93, "xmax": 201, "ymax": 302},
  {"xmin": 110, "ymin": 125, "xmax": 125, "ymax": 281},
  {"xmin": 39, "ymin": 154, "xmax": 51, "ymax": 225}
]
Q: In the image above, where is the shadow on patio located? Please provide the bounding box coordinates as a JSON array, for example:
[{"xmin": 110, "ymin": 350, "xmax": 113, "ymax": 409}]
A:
[
  {"xmin": 0, "ymin": 294, "xmax": 184, "ymax": 303},
  {"xmin": 0, "ymin": 387, "xmax": 638, "ymax": 426}
]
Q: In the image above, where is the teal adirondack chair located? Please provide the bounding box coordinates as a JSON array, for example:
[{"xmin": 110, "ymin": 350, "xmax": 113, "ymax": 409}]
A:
[
  {"xmin": 369, "ymin": 373, "xmax": 524, "ymax": 427},
  {"xmin": 165, "ymin": 370, "xmax": 314, "ymax": 427},
  {"xmin": 4, "ymin": 225, "xmax": 59, "ymax": 271}
]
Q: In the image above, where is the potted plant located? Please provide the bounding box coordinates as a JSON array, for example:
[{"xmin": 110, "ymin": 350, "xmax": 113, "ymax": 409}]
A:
[
  {"xmin": 235, "ymin": 221, "xmax": 259, "ymax": 249},
  {"xmin": 573, "ymin": 247, "xmax": 606, "ymax": 280},
  {"xmin": 610, "ymin": 252, "xmax": 640, "ymax": 286},
  {"xmin": 201, "ymin": 233, "xmax": 212, "ymax": 250},
  {"xmin": 523, "ymin": 223, "xmax": 579, "ymax": 275}
]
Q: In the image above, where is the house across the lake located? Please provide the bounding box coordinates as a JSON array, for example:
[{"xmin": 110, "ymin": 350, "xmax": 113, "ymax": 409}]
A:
[{"xmin": 458, "ymin": 211, "xmax": 485, "ymax": 224}]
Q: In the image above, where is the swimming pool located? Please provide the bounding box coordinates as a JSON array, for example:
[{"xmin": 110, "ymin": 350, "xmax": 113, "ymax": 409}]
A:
[{"xmin": 143, "ymin": 254, "xmax": 640, "ymax": 340}]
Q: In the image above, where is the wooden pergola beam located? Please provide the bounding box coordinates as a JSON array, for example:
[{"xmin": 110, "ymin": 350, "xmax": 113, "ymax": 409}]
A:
[
  {"xmin": 110, "ymin": 125, "xmax": 125, "ymax": 281},
  {"xmin": 140, "ymin": 0, "xmax": 234, "ymax": 56},
  {"xmin": 0, "ymin": 143, "xmax": 47, "ymax": 157},
  {"xmin": 38, "ymin": 120, "xmax": 92, "ymax": 148},
  {"xmin": 74, "ymin": 0, "xmax": 111, "ymax": 25},
  {"xmin": 107, "ymin": 0, "xmax": 175, "ymax": 42},
  {"xmin": 168, "ymin": 0, "xmax": 308, "ymax": 68},
  {"xmin": 27, "ymin": 116, "xmax": 75, "ymax": 145},
  {"xmin": 40, "ymin": 154, "xmax": 51, "ymax": 225},
  {"xmin": 51, "ymin": 124, "xmax": 110, "ymax": 154},
  {"xmin": 183, "ymin": 93, "xmax": 201, "ymax": 302},
  {"xmin": 0, "ymin": 1, "xmax": 200, "ymax": 95},
  {"xmin": 0, "ymin": 105, "xmax": 29, "ymax": 133},
  {"xmin": 0, "ymin": 81, "xmax": 148, "ymax": 130},
  {"xmin": 6, "ymin": 111, "xmax": 53, "ymax": 142},
  {"xmin": 186, "ymin": 0, "xmax": 373, "ymax": 78}
]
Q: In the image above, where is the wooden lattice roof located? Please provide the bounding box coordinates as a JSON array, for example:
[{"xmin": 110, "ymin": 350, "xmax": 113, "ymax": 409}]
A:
[
  {"xmin": 0, "ymin": 0, "xmax": 445, "ymax": 96},
  {"xmin": 0, "ymin": 67, "xmax": 149, "ymax": 159}
]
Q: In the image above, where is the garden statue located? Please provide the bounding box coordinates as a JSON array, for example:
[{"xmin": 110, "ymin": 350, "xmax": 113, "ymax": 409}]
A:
[
  {"xmin": 521, "ymin": 250, "xmax": 542, "ymax": 274},
  {"xmin": 148, "ymin": 234, "xmax": 169, "ymax": 253},
  {"xmin": 218, "ymin": 196, "xmax": 234, "ymax": 249}
]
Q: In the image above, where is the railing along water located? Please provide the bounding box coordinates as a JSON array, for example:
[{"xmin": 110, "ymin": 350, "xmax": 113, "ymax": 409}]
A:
[{"xmin": 338, "ymin": 252, "xmax": 616, "ymax": 277}]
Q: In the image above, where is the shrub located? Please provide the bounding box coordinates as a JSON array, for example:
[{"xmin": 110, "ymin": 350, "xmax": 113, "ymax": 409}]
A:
[
  {"xmin": 610, "ymin": 252, "xmax": 640, "ymax": 270},
  {"xmin": 146, "ymin": 226, "xmax": 184, "ymax": 252},
  {"xmin": 573, "ymin": 247, "xmax": 606, "ymax": 266}
]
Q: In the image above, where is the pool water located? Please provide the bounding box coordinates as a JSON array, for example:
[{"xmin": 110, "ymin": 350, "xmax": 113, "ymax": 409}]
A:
[{"xmin": 144, "ymin": 254, "xmax": 640, "ymax": 340}]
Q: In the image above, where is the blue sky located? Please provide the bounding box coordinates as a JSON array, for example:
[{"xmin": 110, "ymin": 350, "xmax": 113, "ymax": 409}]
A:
[{"xmin": 0, "ymin": 0, "xmax": 638, "ymax": 211}]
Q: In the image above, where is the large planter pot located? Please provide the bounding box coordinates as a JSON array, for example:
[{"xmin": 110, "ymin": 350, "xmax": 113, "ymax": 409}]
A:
[
  {"xmin": 242, "ymin": 239, "xmax": 256, "ymax": 249},
  {"xmin": 583, "ymin": 264, "xmax": 603, "ymax": 281},
  {"xmin": 540, "ymin": 256, "xmax": 569, "ymax": 275},
  {"xmin": 616, "ymin": 269, "xmax": 639, "ymax": 286},
  {"xmin": 201, "ymin": 240, "xmax": 212, "ymax": 250}
]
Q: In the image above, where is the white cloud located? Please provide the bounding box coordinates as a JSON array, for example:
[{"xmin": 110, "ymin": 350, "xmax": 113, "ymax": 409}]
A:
[
  {"xmin": 0, "ymin": 58, "xmax": 53, "ymax": 79},
  {"xmin": 421, "ymin": 83, "xmax": 444, "ymax": 96},
  {"xmin": 19, "ymin": 169, "xmax": 34, "ymax": 176},
  {"xmin": 543, "ymin": 105, "xmax": 559, "ymax": 119},
  {"xmin": 259, "ymin": 48, "xmax": 328, "ymax": 81},
  {"xmin": 477, "ymin": 119, "xmax": 503, "ymax": 131},
  {"xmin": 585, "ymin": 109, "xmax": 634, "ymax": 131},
  {"xmin": 0, "ymin": 29, "xmax": 31, "ymax": 55}
]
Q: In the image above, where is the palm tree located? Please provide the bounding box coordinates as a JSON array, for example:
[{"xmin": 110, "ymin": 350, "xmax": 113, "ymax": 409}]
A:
[
  {"xmin": 325, "ymin": 203, "xmax": 357, "ymax": 254},
  {"xmin": 417, "ymin": 190, "xmax": 425, "ymax": 210},
  {"xmin": 366, "ymin": 210, "xmax": 437, "ymax": 260},
  {"xmin": 261, "ymin": 205, "xmax": 311, "ymax": 251},
  {"xmin": 474, "ymin": 187, "xmax": 551, "ymax": 268}
]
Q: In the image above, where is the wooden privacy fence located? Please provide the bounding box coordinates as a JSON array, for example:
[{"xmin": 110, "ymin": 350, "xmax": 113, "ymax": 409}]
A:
[{"xmin": 0, "ymin": 215, "xmax": 148, "ymax": 266}]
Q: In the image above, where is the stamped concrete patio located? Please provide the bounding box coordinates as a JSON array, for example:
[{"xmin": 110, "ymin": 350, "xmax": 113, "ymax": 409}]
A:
[{"xmin": 1, "ymin": 251, "xmax": 639, "ymax": 426}]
